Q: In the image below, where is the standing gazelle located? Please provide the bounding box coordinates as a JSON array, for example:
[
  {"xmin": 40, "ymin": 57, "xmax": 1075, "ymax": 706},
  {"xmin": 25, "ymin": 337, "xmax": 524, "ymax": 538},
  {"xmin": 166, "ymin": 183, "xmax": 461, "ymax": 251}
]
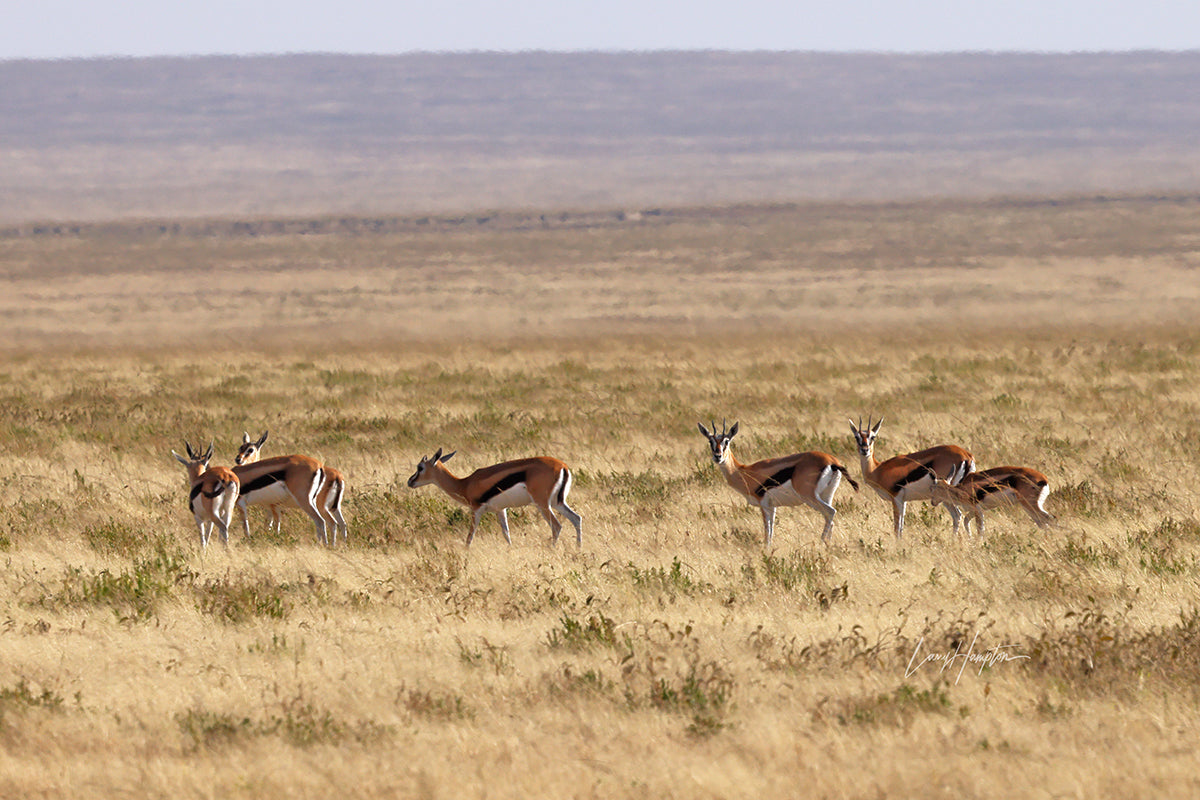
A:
[
  {"xmin": 930, "ymin": 466, "xmax": 1054, "ymax": 538},
  {"xmin": 172, "ymin": 440, "xmax": 240, "ymax": 551},
  {"xmin": 697, "ymin": 420, "xmax": 859, "ymax": 546},
  {"xmin": 849, "ymin": 416, "xmax": 975, "ymax": 538},
  {"xmin": 407, "ymin": 449, "xmax": 583, "ymax": 547},
  {"xmin": 230, "ymin": 443, "xmax": 330, "ymax": 546},
  {"xmin": 236, "ymin": 431, "xmax": 348, "ymax": 544}
]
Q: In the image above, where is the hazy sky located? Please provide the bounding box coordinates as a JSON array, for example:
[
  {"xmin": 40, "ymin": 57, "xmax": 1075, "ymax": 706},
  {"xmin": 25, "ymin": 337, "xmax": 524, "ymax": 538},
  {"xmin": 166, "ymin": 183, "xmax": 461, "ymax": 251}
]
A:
[{"xmin": 4, "ymin": 0, "xmax": 1200, "ymax": 60}]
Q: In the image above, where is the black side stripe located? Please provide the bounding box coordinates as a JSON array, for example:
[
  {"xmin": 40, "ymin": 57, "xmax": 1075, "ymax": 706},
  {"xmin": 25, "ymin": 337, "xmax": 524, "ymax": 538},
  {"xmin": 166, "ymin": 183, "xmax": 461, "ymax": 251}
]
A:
[
  {"xmin": 754, "ymin": 466, "xmax": 795, "ymax": 499},
  {"xmin": 479, "ymin": 471, "xmax": 526, "ymax": 504},
  {"xmin": 203, "ymin": 482, "xmax": 226, "ymax": 498},
  {"xmin": 188, "ymin": 483, "xmax": 202, "ymax": 509},
  {"xmin": 241, "ymin": 470, "xmax": 288, "ymax": 495},
  {"xmin": 973, "ymin": 475, "xmax": 1029, "ymax": 503},
  {"xmin": 889, "ymin": 462, "xmax": 936, "ymax": 493}
]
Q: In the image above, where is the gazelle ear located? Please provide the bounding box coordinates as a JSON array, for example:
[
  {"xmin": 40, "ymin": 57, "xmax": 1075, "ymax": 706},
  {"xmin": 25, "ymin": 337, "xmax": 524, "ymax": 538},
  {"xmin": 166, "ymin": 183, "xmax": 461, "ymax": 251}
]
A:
[
  {"xmin": 184, "ymin": 440, "xmax": 197, "ymax": 459},
  {"xmin": 432, "ymin": 448, "xmax": 442, "ymax": 462},
  {"xmin": 171, "ymin": 450, "xmax": 189, "ymax": 466},
  {"xmin": 439, "ymin": 450, "xmax": 456, "ymax": 463},
  {"xmin": 729, "ymin": 421, "xmax": 739, "ymax": 438},
  {"xmin": 256, "ymin": 430, "xmax": 269, "ymax": 447},
  {"xmin": 848, "ymin": 418, "xmax": 859, "ymax": 433},
  {"xmin": 242, "ymin": 432, "xmax": 252, "ymax": 444},
  {"xmin": 872, "ymin": 417, "xmax": 884, "ymax": 433},
  {"xmin": 697, "ymin": 422, "xmax": 711, "ymax": 437}
]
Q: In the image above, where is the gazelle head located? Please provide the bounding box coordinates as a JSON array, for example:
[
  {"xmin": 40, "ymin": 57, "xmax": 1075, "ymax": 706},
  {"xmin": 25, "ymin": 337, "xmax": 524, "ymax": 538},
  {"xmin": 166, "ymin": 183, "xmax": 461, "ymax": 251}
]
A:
[
  {"xmin": 928, "ymin": 477, "xmax": 958, "ymax": 509},
  {"xmin": 407, "ymin": 448, "xmax": 456, "ymax": 488},
  {"xmin": 848, "ymin": 415, "xmax": 884, "ymax": 459},
  {"xmin": 697, "ymin": 419, "xmax": 739, "ymax": 464},
  {"xmin": 236, "ymin": 430, "xmax": 269, "ymax": 465},
  {"xmin": 171, "ymin": 440, "xmax": 214, "ymax": 480}
]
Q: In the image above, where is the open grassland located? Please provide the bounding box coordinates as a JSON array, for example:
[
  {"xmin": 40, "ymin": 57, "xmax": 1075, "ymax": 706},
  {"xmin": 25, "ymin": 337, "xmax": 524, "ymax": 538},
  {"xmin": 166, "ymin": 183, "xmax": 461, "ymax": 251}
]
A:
[{"xmin": 2, "ymin": 196, "xmax": 1200, "ymax": 798}]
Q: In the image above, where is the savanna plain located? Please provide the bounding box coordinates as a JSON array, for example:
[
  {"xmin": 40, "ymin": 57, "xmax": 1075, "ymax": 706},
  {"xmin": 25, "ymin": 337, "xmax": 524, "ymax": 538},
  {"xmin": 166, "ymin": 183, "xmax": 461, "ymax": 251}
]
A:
[{"xmin": 3, "ymin": 196, "xmax": 1200, "ymax": 799}]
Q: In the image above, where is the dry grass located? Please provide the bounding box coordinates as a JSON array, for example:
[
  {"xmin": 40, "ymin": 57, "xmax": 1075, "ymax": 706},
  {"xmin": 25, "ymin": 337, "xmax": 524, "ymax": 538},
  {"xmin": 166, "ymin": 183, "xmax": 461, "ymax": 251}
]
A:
[{"xmin": 2, "ymin": 196, "xmax": 1200, "ymax": 798}]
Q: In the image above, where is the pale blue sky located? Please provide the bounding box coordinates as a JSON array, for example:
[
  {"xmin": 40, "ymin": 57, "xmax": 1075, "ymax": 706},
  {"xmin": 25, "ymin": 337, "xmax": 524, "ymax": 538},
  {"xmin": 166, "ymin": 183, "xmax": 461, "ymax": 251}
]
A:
[{"xmin": 4, "ymin": 0, "xmax": 1200, "ymax": 60}]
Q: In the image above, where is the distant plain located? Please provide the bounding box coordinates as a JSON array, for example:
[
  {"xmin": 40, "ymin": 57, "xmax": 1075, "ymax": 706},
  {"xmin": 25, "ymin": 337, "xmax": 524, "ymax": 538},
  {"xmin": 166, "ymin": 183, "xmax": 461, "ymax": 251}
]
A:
[{"xmin": 2, "ymin": 51, "xmax": 1200, "ymax": 799}]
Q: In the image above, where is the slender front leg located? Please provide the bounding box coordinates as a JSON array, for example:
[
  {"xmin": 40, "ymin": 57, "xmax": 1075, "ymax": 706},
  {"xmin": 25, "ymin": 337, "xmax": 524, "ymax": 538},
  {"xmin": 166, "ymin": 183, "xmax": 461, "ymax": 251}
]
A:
[
  {"xmin": 238, "ymin": 499, "xmax": 252, "ymax": 538},
  {"xmin": 761, "ymin": 503, "xmax": 776, "ymax": 546},
  {"xmin": 466, "ymin": 507, "xmax": 486, "ymax": 546},
  {"xmin": 892, "ymin": 496, "xmax": 906, "ymax": 539},
  {"xmin": 945, "ymin": 503, "xmax": 963, "ymax": 538}
]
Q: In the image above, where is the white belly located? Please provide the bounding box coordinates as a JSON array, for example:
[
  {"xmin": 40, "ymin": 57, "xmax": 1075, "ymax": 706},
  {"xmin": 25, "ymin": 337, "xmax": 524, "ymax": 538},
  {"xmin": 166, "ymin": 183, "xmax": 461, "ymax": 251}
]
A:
[
  {"xmin": 242, "ymin": 482, "xmax": 295, "ymax": 506},
  {"xmin": 895, "ymin": 474, "xmax": 936, "ymax": 502},
  {"xmin": 482, "ymin": 485, "xmax": 533, "ymax": 511},
  {"xmin": 761, "ymin": 483, "xmax": 803, "ymax": 506}
]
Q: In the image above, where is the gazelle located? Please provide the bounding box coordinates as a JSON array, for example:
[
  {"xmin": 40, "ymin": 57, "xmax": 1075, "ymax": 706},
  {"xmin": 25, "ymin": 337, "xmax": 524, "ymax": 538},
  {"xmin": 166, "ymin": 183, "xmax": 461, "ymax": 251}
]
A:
[
  {"xmin": 848, "ymin": 416, "xmax": 975, "ymax": 538},
  {"xmin": 235, "ymin": 431, "xmax": 348, "ymax": 544},
  {"xmin": 229, "ymin": 441, "xmax": 330, "ymax": 546},
  {"xmin": 930, "ymin": 466, "xmax": 1054, "ymax": 538},
  {"xmin": 172, "ymin": 440, "xmax": 240, "ymax": 551},
  {"xmin": 697, "ymin": 420, "xmax": 859, "ymax": 546},
  {"xmin": 407, "ymin": 449, "xmax": 583, "ymax": 547}
]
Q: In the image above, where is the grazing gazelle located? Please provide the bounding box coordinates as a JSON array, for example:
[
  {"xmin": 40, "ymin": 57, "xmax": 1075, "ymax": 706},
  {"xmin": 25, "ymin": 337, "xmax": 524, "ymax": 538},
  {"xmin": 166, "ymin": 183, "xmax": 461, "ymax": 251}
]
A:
[
  {"xmin": 230, "ymin": 443, "xmax": 330, "ymax": 546},
  {"xmin": 235, "ymin": 431, "xmax": 348, "ymax": 544},
  {"xmin": 407, "ymin": 449, "xmax": 583, "ymax": 547},
  {"xmin": 697, "ymin": 420, "xmax": 859, "ymax": 546},
  {"xmin": 849, "ymin": 416, "xmax": 975, "ymax": 539},
  {"xmin": 930, "ymin": 466, "xmax": 1054, "ymax": 538},
  {"xmin": 172, "ymin": 440, "xmax": 240, "ymax": 551}
]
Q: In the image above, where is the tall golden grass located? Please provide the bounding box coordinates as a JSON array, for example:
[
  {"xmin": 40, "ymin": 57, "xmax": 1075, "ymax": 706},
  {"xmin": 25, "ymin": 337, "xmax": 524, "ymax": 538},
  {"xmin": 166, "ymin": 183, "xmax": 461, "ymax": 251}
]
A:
[{"xmin": 2, "ymin": 196, "xmax": 1200, "ymax": 798}]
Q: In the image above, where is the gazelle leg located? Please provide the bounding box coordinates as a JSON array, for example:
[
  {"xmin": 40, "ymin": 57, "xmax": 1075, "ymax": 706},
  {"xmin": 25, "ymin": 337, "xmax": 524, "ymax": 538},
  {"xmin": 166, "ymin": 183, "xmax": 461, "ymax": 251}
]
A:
[
  {"xmin": 238, "ymin": 499, "xmax": 252, "ymax": 538},
  {"xmin": 945, "ymin": 503, "xmax": 963, "ymax": 537},
  {"xmin": 892, "ymin": 497, "xmax": 906, "ymax": 538},
  {"xmin": 1021, "ymin": 497, "xmax": 1054, "ymax": 528},
  {"xmin": 555, "ymin": 501, "xmax": 583, "ymax": 547},
  {"xmin": 536, "ymin": 504, "xmax": 562, "ymax": 545},
  {"xmin": 761, "ymin": 503, "xmax": 776, "ymax": 546},
  {"xmin": 329, "ymin": 499, "xmax": 348, "ymax": 542},
  {"xmin": 819, "ymin": 503, "xmax": 836, "ymax": 543},
  {"xmin": 497, "ymin": 508, "xmax": 513, "ymax": 545},
  {"xmin": 466, "ymin": 507, "xmax": 486, "ymax": 546}
]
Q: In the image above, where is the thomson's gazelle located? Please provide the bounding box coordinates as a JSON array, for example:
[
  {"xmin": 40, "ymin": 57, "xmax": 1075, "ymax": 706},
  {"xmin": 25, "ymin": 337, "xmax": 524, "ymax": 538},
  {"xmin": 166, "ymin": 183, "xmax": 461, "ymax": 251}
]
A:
[
  {"xmin": 407, "ymin": 449, "xmax": 583, "ymax": 547},
  {"xmin": 930, "ymin": 466, "xmax": 1054, "ymax": 538},
  {"xmin": 236, "ymin": 430, "xmax": 348, "ymax": 544},
  {"xmin": 230, "ymin": 441, "xmax": 330, "ymax": 546},
  {"xmin": 849, "ymin": 416, "xmax": 975, "ymax": 538},
  {"xmin": 172, "ymin": 440, "xmax": 240, "ymax": 551},
  {"xmin": 697, "ymin": 420, "xmax": 859, "ymax": 546}
]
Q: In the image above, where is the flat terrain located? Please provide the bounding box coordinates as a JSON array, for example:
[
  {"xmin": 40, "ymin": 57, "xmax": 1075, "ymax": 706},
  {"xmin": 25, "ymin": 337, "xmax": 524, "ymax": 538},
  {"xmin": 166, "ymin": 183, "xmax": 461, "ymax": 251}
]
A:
[
  {"xmin": 2, "ymin": 193, "xmax": 1200, "ymax": 797},
  {"xmin": 4, "ymin": 51, "xmax": 1200, "ymax": 221}
]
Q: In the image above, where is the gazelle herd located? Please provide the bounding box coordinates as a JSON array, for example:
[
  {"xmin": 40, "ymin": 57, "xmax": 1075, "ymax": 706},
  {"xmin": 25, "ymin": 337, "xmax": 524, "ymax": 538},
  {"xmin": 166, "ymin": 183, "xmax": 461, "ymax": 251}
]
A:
[{"xmin": 173, "ymin": 415, "xmax": 1054, "ymax": 552}]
